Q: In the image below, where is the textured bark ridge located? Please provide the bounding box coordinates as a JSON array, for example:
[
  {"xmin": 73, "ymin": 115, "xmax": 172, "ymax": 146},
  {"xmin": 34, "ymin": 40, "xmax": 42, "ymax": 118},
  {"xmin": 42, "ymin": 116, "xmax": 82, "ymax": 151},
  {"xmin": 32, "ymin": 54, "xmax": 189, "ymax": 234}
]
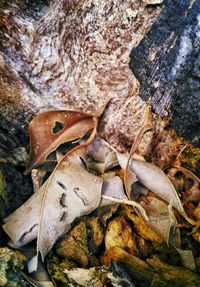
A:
[
  {"xmin": 0, "ymin": 0, "xmax": 162, "ymax": 151},
  {"xmin": 0, "ymin": 0, "xmax": 162, "ymax": 210},
  {"xmin": 1, "ymin": 0, "xmax": 199, "ymax": 211},
  {"xmin": 130, "ymin": 0, "xmax": 200, "ymax": 147}
]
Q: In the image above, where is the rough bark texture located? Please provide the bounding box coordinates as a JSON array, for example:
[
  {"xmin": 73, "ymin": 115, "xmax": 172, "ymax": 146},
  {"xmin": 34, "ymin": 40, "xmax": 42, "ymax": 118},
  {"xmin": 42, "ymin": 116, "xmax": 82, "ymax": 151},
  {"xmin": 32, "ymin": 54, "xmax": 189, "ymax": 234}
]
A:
[
  {"xmin": 130, "ymin": 0, "xmax": 200, "ymax": 147},
  {"xmin": 0, "ymin": 0, "xmax": 162, "ymax": 151},
  {"xmin": 0, "ymin": 0, "xmax": 199, "ymax": 211},
  {"xmin": 0, "ymin": 0, "xmax": 163, "ymax": 210}
]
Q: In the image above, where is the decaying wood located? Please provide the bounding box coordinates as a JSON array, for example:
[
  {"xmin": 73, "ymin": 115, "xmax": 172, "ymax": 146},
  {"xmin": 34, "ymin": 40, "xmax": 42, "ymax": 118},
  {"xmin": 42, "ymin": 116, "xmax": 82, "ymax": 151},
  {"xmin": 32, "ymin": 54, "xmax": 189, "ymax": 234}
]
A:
[
  {"xmin": 105, "ymin": 247, "xmax": 200, "ymax": 287},
  {"xmin": 130, "ymin": 0, "xmax": 200, "ymax": 147}
]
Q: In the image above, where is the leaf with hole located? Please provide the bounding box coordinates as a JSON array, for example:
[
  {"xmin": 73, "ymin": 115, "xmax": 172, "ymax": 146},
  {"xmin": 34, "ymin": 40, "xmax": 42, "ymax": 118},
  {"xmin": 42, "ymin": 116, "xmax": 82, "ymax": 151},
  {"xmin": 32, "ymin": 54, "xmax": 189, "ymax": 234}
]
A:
[
  {"xmin": 168, "ymin": 166, "xmax": 200, "ymax": 204},
  {"xmin": 26, "ymin": 110, "xmax": 98, "ymax": 173}
]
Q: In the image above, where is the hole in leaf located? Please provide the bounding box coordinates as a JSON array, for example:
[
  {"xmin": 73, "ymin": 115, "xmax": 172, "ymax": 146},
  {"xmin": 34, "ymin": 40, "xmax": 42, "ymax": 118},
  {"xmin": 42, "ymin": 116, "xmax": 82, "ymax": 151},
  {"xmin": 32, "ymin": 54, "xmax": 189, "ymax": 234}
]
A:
[
  {"xmin": 53, "ymin": 121, "xmax": 64, "ymax": 134},
  {"xmin": 46, "ymin": 151, "xmax": 57, "ymax": 161},
  {"xmin": 185, "ymin": 178, "xmax": 194, "ymax": 190},
  {"xmin": 174, "ymin": 171, "xmax": 183, "ymax": 179}
]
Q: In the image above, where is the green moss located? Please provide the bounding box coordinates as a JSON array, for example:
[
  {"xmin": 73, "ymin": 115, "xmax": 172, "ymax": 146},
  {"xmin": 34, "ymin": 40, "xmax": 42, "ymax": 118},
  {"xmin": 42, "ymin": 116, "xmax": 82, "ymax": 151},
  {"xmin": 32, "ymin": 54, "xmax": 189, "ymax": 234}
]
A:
[
  {"xmin": 47, "ymin": 255, "xmax": 76, "ymax": 287},
  {"xmin": 56, "ymin": 222, "xmax": 90, "ymax": 267},
  {"xmin": 0, "ymin": 248, "xmax": 27, "ymax": 287},
  {"xmin": 182, "ymin": 145, "xmax": 200, "ymax": 176},
  {"xmin": 0, "ymin": 170, "xmax": 7, "ymax": 220}
]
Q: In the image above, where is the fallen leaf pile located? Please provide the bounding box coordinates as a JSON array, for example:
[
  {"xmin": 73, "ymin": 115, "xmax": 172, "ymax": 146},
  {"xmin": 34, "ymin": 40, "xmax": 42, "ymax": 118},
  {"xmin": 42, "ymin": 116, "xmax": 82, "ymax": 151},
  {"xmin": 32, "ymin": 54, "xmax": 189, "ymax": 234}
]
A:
[{"xmin": 1, "ymin": 106, "xmax": 200, "ymax": 286}]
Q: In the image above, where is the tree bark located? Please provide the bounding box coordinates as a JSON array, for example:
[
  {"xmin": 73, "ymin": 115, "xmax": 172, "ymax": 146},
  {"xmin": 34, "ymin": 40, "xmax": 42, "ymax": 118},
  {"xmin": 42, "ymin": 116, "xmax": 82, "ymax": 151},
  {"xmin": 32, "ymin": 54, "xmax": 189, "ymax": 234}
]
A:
[
  {"xmin": 130, "ymin": 0, "xmax": 200, "ymax": 147},
  {"xmin": 0, "ymin": 0, "xmax": 199, "ymax": 211},
  {"xmin": 0, "ymin": 0, "xmax": 162, "ymax": 151}
]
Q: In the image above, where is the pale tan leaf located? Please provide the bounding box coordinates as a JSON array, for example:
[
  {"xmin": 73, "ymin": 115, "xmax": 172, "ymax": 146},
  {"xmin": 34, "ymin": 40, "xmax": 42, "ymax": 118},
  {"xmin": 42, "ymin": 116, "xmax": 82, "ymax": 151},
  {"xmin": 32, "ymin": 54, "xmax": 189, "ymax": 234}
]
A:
[
  {"xmin": 122, "ymin": 105, "xmax": 153, "ymax": 199},
  {"xmin": 3, "ymin": 136, "xmax": 102, "ymax": 267},
  {"xmin": 116, "ymin": 152, "xmax": 129, "ymax": 170},
  {"xmin": 175, "ymin": 248, "xmax": 196, "ymax": 272},
  {"xmin": 101, "ymin": 195, "xmax": 148, "ymax": 221},
  {"xmin": 100, "ymin": 176, "xmax": 127, "ymax": 207},
  {"xmin": 167, "ymin": 202, "xmax": 196, "ymax": 272},
  {"xmin": 131, "ymin": 181, "xmax": 149, "ymax": 200},
  {"xmin": 86, "ymin": 136, "xmax": 113, "ymax": 163},
  {"xmin": 37, "ymin": 145, "xmax": 103, "ymax": 261},
  {"xmin": 86, "ymin": 137, "xmax": 118, "ymax": 173},
  {"xmin": 22, "ymin": 271, "xmax": 54, "ymax": 287},
  {"xmin": 31, "ymin": 169, "xmax": 46, "ymax": 192},
  {"xmin": 116, "ymin": 152, "xmax": 146, "ymax": 199},
  {"xmin": 3, "ymin": 182, "xmax": 47, "ymax": 246},
  {"xmin": 116, "ymin": 152, "xmax": 139, "ymax": 200},
  {"xmin": 104, "ymin": 151, "xmax": 118, "ymax": 171},
  {"xmin": 140, "ymin": 195, "xmax": 181, "ymax": 245},
  {"xmin": 130, "ymin": 159, "xmax": 196, "ymax": 225}
]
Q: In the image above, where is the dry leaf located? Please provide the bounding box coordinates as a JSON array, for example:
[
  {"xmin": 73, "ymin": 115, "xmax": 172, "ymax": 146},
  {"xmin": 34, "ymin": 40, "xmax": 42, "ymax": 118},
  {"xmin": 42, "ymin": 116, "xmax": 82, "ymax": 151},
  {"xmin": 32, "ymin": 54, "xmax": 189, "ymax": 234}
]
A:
[
  {"xmin": 26, "ymin": 110, "xmax": 97, "ymax": 173},
  {"xmin": 168, "ymin": 166, "xmax": 200, "ymax": 204},
  {"xmin": 86, "ymin": 138, "xmax": 148, "ymax": 218},
  {"xmin": 63, "ymin": 267, "xmax": 108, "ymax": 287},
  {"xmin": 130, "ymin": 159, "xmax": 196, "ymax": 225},
  {"xmin": 86, "ymin": 137, "xmax": 118, "ymax": 173},
  {"xmin": 86, "ymin": 136, "xmax": 113, "ymax": 163},
  {"xmin": 131, "ymin": 181, "xmax": 149, "ymax": 200},
  {"xmin": 116, "ymin": 152, "xmax": 129, "ymax": 170},
  {"xmin": 22, "ymin": 272, "xmax": 54, "ymax": 287},
  {"xmin": 116, "ymin": 152, "xmax": 146, "ymax": 199},
  {"xmin": 101, "ymin": 247, "xmax": 200, "ymax": 287},
  {"xmin": 122, "ymin": 205, "xmax": 163, "ymax": 244},
  {"xmin": 21, "ymin": 251, "xmax": 54, "ymax": 287},
  {"xmin": 85, "ymin": 151, "xmax": 118, "ymax": 174},
  {"xmin": 37, "ymin": 145, "xmax": 103, "ymax": 262},
  {"xmin": 31, "ymin": 169, "xmax": 46, "ymax": 192},
  {"xmin": 175, "ymin": 248, "xmax": 196, "ymax": 272},
  {"xmin": 56, "ymin": 221, "xmax": 90, "ymax": 267},
  {"xmin": 167, "ymin": 203, "xmax": 196, "ymax": 272},
  {"xmin": 104, "ymin": 216, "xmax": 137, "ymax": 255},
  {"xmin": 3, "ymin": 183, "xmax": 45, "ymax": 246},
  {"xmin": 140, "ymin": 194, "xmax": 181, "ymax": 245},
  {"xmin": 3, "ymin": 145, "xmax": 103, "ymax": 268},
  {"xmin": 122, "ymin": 105, "xmax": 152, "ymax": 199},
  {"xmin": 193, "ymin": 203, "xmax": 200, "ymax": 221},
  {"xmin": 26, "ymin": 101, "xmax": 110, "ymax": 173},
  {"xmin": 100, "ymin": 176, "xmax": 127, "ymax": 207}
]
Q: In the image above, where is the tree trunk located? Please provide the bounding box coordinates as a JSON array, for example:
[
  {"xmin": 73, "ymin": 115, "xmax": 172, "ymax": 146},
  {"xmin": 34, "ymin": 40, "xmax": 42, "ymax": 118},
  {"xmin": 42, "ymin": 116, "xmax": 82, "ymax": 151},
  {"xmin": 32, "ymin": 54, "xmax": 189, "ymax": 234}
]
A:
[
  {"xmin": 0, "ymin": 0, "xmax": 199, "ymax": 211},
  {"xmin": 130, "ymin": 0, "xmax": 200, "ymax": 147}
]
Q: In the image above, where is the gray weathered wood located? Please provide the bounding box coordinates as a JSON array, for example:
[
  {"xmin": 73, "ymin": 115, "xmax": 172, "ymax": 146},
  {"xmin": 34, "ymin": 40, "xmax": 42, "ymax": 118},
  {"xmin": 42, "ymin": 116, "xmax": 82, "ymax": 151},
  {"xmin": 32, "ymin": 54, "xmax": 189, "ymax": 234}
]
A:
[{"xmin": 130, "ymin": 0, "xmax": 200, "ymax": 147}]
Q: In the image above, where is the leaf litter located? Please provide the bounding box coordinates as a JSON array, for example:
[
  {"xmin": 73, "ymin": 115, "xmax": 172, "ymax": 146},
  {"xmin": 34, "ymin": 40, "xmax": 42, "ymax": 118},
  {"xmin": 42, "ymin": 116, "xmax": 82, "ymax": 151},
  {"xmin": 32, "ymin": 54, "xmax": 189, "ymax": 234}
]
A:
[{"xmin": 1, "ymin": 106, "xmax": 200, "ymax": 286}]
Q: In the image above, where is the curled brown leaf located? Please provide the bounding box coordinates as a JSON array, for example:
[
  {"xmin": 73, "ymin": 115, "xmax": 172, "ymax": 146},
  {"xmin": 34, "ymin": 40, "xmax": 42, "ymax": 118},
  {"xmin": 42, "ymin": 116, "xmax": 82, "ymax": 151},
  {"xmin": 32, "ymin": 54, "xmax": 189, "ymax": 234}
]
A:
[{"xmin": 26, "ymin": 110, "xmax": 97, "ymax": 173}]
